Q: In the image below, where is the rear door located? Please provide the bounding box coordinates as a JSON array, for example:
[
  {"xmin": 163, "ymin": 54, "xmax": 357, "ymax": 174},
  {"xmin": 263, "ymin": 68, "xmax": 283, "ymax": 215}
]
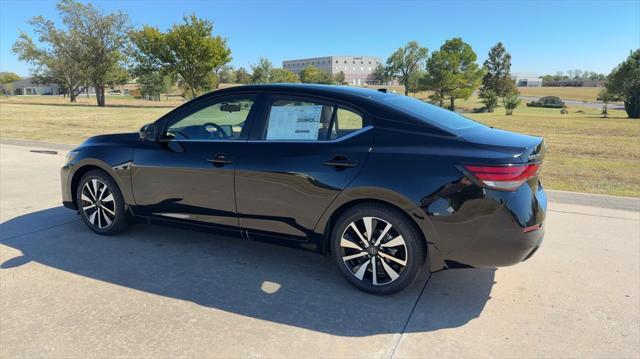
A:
[{"xmin": 235, "ymin": 95, "xmax": 373, "ymax": 239}]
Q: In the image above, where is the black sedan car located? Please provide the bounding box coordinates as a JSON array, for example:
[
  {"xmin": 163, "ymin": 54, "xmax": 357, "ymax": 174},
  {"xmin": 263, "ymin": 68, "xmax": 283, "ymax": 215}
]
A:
[{"xmin": 61, "ymin": 84, "xmax": 546, "ymax": 294}]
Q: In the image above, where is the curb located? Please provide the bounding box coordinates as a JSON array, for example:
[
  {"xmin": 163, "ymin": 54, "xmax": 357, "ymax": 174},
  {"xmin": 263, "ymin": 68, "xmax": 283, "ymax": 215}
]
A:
[
  {"xmin": 0, "ymin": 138, "xmax": 76, "ymax": 151},
  {"xmin": 546, "ymin": 190, "xmax": 639, "ymax": 212}
]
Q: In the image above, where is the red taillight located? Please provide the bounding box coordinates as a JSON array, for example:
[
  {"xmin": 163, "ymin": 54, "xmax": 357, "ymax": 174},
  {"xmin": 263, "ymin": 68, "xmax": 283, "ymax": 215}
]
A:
[{"xmin": 463, "ymin": 163, "xmax": 540, "ymax": 191}]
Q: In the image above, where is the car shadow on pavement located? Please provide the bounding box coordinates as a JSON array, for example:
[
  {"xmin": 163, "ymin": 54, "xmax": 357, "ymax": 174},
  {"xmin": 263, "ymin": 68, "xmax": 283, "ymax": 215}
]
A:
[{"xmin": 1, "ymin": 207, "xmax": 495, "ymax": 337}]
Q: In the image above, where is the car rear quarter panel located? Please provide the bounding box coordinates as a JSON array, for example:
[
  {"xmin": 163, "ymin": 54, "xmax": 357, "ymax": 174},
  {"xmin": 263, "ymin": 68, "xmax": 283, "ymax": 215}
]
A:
[{"xmin": 315, "ymin": 125, "xmax": 546, "ymax": 270}]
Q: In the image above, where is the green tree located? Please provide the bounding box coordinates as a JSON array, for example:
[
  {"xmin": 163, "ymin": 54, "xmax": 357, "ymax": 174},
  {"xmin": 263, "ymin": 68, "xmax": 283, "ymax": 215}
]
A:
[
  {"xmin": 218, "ymin": 66, "xmax": 235, "ymax": 84},
  {"xmin": 597, "ymin": 88, "xmax": 619, "ymax": 118},
  {"xmin": 422, "ymin": 37, "xmax": 484, "ymax": 111},
  {"xmin": 0, "ymin": 72, "xmax": 21, "ymax": 84},
  {"xmin": 250, "ymin": 57, "xmax": 273, "ymax": 83},
  {"xmin": 480, "ymin": 89, "xmax": 499, "ymax": 112},
  {"xmin": 12, "ymin": 14, "xmax": 86, "ymax": 102},
  {"xmin": 235, "ymin": 67, "xmax": 251, "ymax": 84},
  {"xmin": 56, "ymin": 0, "xmax": 130, "ymax": 107},
  {"xmin": 503, "ymin": 92, "xmax": 521, "ymax": 115},
  {"xmin": 210, "ymin": 64, "xmax": 233, "ymax": 88},
  {"xmin": 386, "ymin": 41, "xmax": 428, "ymax": 95},
  {"xmin": 480, "ymin": 42, "xmax": 516, "ymax": 108},
  {"xmin": 203, "ymin": 71, "xmax": 218, "ymax": 92},
  {"xmin": 130, "ymin": 14, "xmax": 231, "ymax": 99},
  {"xmin": 138, "ymin": 72, "xmax": 169, "ymax": 101},
  {"xmin": 299, "ymin": 65, "xmax": 332, "ymax": 84},
  {"xmin": 270, "ymin": 68, "xmax": 298, "ymax": 83},
  {"xmin": 406, "ymin": 70, "xmax": 425, "ymax": 96},
  {"xmin": 333, "ymin": 70, "xmax": 345, "ymax": 84},
  {"xmin": 371, "ymin": 64, "xmax": 389, "ymax": 85},
  {"xmin": 606, "ymin": 49, "xmax": 640, "ymax": 119}
]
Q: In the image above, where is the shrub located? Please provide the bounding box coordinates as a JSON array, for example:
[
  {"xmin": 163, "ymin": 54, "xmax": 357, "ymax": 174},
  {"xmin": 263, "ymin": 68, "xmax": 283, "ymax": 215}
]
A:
[
  {"xmin": 479, "ymin": 89, "xmax": 498, "ymax": 112},
  {"xmin": 503, "ymin": 92, "xmax": 521, "ymax": 115}
]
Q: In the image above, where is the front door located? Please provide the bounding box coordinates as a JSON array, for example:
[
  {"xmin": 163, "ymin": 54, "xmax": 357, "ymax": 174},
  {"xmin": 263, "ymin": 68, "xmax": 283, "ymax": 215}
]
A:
[
  {"xmin": 131, "ymin": 95, "xmax": 259, "ymax": 227},
  {"xmin": 235, "ymin": 96, "xmax": 373, "ymax": 239}
]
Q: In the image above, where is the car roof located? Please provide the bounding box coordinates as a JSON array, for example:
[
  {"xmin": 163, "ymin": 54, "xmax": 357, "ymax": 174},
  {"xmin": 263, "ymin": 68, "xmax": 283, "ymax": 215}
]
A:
[{"xmin": 210, "ymin": 83, "xmax": 390, "ymax": 103}]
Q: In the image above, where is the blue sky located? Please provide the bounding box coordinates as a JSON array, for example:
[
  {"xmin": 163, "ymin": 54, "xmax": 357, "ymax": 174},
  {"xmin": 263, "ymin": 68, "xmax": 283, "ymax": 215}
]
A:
[{"xmin": 1, "ymin": 0, "xmax": 639, "ymax": 77}]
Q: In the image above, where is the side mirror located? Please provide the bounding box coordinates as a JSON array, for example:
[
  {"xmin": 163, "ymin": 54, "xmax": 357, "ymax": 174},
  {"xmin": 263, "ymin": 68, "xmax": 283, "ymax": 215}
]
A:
[{"xmin": 139, "ymin": 123, "xmax": 159, "ymax": 141}]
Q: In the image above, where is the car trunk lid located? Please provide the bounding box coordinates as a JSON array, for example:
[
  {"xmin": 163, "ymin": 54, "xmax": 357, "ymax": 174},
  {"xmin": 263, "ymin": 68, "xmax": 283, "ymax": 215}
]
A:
[{"xmin": 458, "ymin": 125, "xmax": 545, "ymax": 164}]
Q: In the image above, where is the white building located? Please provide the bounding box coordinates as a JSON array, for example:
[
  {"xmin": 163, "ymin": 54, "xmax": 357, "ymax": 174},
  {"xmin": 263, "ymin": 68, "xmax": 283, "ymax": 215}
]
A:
[
  {"xmin": 513, "ymin": 73, "xmax": 542, "ymax": 87},
  {"xmin": 0, "ymin": 77, "xmax": 60, "ymax": 95},
  {"xmin": 283, "ymin": 55, "xmax": 381, "ymax": 86}
]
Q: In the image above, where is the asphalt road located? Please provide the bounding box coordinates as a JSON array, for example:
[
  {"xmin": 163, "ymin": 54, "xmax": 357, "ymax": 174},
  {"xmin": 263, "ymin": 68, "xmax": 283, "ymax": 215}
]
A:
[
  {"xmin": 1, "ymin": 141, "xmax": 639, "ymax": 358},
  {"xmin": 519, "ymin": 96, "xmax": 625, "ymax": 110}
]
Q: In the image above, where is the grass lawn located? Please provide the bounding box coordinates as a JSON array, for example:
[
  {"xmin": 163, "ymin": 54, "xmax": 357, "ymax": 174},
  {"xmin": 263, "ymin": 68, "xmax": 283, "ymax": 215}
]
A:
[
  {"xmin": 1, "ymin": 94, "xmax": 638, "ymax": 197},
  {"xmin": 467, "ymin": 105, "xmax": 639, "ymax": 197}
]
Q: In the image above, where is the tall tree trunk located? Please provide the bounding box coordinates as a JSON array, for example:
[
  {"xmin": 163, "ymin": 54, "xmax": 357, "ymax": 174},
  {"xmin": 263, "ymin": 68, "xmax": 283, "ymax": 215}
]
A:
[
  {"xmin": 70, "ymin": 92, "xmax": 77, "ymax": 103},
  {"xmin": 95, "ymin": 85, "xmax": 106, "ymax": 107},
  {"xmin": 404, "ymin": 78, "xmax": 409, "ymax": 96},
  {"xmin": 450, "ymin": 96, "xmax": 455, "ymax": 111}
]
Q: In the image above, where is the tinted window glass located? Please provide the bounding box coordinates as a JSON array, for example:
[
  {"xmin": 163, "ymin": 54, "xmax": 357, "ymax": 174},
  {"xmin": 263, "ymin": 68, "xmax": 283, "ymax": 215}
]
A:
[
  {"xmin": 381, "ymin": 94, "xmax": 481, "ymax": 131},
  {"xmin": 329, "ymin": 108, "xmax": 364, "ymax": 140},
  {"xmin": 167, "ymin": 98, "xmax": 254, "ymax": 140},
  {"xmin": 264, "ymin": 99, "xmax": 364, "ymax": 141},
  {"xmin": 265, "ymin": 100, "xmax": 333, "ymax": 141}
]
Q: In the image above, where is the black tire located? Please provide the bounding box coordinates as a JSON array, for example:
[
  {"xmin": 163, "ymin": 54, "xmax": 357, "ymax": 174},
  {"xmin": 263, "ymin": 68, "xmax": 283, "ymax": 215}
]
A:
[
  {"xmin": 75, "ymin": 169, "xmax": 128, "ymax": 235},
  {"xmin": 331, "ymin": 203, "xmax": 426, "ymax": 295}
]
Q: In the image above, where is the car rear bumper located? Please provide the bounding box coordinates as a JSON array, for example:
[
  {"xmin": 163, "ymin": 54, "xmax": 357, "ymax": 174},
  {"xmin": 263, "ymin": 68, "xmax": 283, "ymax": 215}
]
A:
[
  {"xmin": 443, "ymin": 222, "xmax": 545, "ymax": 267},
  {"xmin": 419, "ymin": 179, "xmax": 547, "ymax": 268}
]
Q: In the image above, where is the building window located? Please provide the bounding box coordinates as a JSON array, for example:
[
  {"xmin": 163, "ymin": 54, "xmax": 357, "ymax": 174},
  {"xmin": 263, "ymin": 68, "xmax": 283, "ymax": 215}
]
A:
[
  {"xmin": 335, "ymin": 60, "xmax": 338, "ymax": 64},
  {"xmin": 368, "ymin": 61, "xmax": 371, "ymax": 64},
  {"xmin": 352, "ymin": 61, "xmax": 355, "ymax": 64},
  {"xmin": 361, "ymin": 61, "xmax": 364, "ymax": 64}
]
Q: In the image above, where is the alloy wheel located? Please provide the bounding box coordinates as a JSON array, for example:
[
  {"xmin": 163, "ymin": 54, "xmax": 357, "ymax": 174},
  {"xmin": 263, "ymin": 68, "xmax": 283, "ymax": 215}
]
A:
[
  {"xmin": 340, "ymin": 216, "xmax": 408, "ymax": 286},
  {"xmin": 80, "ymin": 178, "xmax": 116, "ymax": 229}
]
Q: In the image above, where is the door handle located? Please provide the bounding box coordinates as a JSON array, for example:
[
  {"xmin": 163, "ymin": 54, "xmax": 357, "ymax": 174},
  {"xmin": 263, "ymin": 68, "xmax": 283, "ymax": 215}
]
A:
[
  {"xmin": 323, "ymin": 156, "xmax": 357, "ymax": 168},
  {"xmin": 207, "ymin": 153, "xmax": 233, "ymax": 165}
]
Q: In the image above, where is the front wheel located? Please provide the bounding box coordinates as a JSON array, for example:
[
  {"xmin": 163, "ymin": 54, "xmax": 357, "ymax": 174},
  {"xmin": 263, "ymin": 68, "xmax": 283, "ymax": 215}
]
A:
[
  {"xmin": 331, "ymin": 204, "xmax": 426, "ymax": 295},
  {"xmin": 76, "ymin": 169, "xmax": 128, "ymax": 235}
]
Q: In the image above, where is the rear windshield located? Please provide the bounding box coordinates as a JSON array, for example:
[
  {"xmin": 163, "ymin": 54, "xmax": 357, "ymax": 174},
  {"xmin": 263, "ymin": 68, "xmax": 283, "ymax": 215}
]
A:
[{"xmin": 381, "ymin": 94, "xmax": 481, "ymax": 131}]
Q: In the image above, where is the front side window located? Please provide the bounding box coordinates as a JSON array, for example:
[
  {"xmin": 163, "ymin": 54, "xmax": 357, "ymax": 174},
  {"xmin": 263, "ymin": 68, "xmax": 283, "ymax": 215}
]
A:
[
  {"xmin": 166, "ymin": 98, "xmax": 254, "ymax": 140},
  {"xmin": 263, "ymin": 99, "xmax": 364, "ymax": 141}
]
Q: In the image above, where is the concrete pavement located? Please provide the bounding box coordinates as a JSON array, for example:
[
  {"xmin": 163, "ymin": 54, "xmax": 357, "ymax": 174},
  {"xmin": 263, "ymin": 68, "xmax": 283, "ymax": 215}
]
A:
[{"xmin": 1, "ymin": 142, "xmax": 638, "ymax": 358}]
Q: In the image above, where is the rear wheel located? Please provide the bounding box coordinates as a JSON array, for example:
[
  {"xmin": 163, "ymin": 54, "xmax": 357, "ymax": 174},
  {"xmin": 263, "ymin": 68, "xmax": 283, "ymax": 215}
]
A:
[
  {"xmin": 76, "ymin": 169, "xmax": 128, "ymax": 235},
  {"xmin": 331, "ymin": 204, "xmax": 426, "ymax": 295}
]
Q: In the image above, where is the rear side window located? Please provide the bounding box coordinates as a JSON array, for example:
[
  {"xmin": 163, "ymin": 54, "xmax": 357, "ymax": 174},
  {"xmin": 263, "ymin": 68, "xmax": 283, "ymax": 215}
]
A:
[
  {"xmin": 264, "ymin": 99, "xmax": 364, "ymax": 141},
  {"xmin": 381, "ymin": 94, "xmax": 481, "ymax": 131},
  {"xmin": 329, "ymin": 108, "xmax": 364, "ymax": 140}
]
